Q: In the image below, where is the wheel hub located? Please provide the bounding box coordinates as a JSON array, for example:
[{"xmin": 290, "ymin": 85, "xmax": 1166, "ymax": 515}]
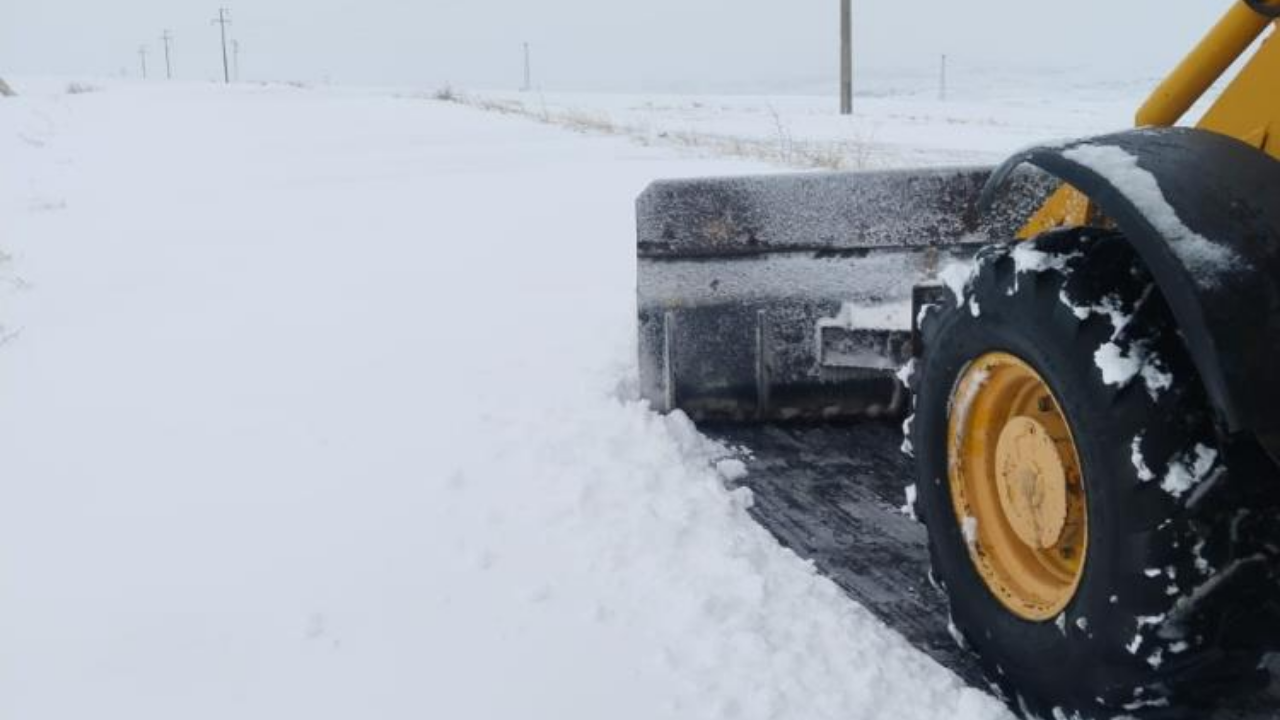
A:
[
  {"xmin": 995, "ymin": 416, "xmax": 1068, "ymax": 550},
  {"xmin": 946, "ymin": 352, "xmax": 1088, "ymax": 621}
]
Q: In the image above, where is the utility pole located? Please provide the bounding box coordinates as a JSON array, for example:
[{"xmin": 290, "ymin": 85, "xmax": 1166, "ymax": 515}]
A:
[
  {"xmin": 212, "ymin": 8, "xmax": 232, "ymax": 84},
  {"xmin": 138, "ymin": 45, "xmax": 149, "ymax": 80},
  {"xmin": 160, "ymin": 30, "xmax": 173, "ymax": 80},
  {"xmin": 232, "ymin": 39, "xmax": 241, "ymax": 81},
  {"xmin": 521, "ymin": 42, "xmax": 531, "ymax": 92},
  {"xmin": 840, "ymin": 0, "xmax": 853, "ymax": 115},
  {"xmin": 939, "ymin": 54, "xmax": 948, "ymax": 101}
]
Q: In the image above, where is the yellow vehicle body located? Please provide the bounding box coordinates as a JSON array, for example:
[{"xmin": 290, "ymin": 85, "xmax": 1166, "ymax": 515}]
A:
[
  {"xmin": 1023, "ymin": 1, "xmax": 1280, "ymax": 237},
  {"xmin": 638, "ymin": 3, "xmax": 1280, "ymax": 716}
]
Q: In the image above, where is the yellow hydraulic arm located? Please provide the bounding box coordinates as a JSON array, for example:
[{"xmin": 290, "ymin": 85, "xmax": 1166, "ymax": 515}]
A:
[
  {"xmin": 1141, "ymin": 0, "xmax": 1280, "ymax": 152},
  {"xmin": 1021, "ymin": 0, "xmax": 1280, "ymax": 237}
]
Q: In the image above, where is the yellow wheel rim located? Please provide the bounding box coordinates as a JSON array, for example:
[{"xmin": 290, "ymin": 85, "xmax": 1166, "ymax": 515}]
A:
[{"xmin": 947, "ymin": 352, "xmax": 1088, "ymax": 621}]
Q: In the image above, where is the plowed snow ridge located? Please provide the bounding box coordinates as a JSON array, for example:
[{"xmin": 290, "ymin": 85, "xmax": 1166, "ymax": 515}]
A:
[{"xmin": 0, "ymin": 80, "xmax": 1009, "ymax": 720}]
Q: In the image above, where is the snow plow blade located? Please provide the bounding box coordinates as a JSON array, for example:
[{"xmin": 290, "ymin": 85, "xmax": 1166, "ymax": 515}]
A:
[{"xmin": 636, "ymin": 166, "xmax": 1053, "ymax": 421}]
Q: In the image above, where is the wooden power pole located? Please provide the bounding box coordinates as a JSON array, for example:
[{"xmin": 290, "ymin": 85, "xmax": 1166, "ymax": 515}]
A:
[
  {"xmin": 138, "ymin": 45, "xmax": 149, "ymax": 80},
  {"xmin": 212, "ymin": 8, "xmax": 232, "ymax": 84},
  {"xmin": 160, "ymin": 30, "xmax": 173, "ymax": 80},
  {"xmin": 940, "ymin": 54, "xmax": 948, "ymax": 101},
  {"xmin": 522, "ymin": 42, "xmax": 531, "ymax": 92},
  {"xmin": 840, "ymin": 0, "xmax": 853, "ymax": 115}
]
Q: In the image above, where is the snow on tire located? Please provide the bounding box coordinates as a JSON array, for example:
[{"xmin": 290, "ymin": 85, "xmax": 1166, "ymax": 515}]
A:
[{"xmin": 910, "ymin": 228, "xmax": 1280, "ymax": 719}]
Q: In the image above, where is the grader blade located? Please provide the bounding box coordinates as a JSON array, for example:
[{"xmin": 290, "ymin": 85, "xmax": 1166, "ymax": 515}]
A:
[{"xmin": 636, "ymin": 166, "xmax": 1053, "ymax": 422}]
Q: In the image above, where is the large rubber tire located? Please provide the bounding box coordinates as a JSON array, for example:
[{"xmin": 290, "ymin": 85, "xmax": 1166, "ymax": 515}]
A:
[{"xmin": 909, "ymin": 229, "xmax": 1280, "ymax": 719}]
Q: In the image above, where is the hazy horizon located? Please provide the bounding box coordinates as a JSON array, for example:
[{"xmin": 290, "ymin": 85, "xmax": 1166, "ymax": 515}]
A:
[{"xmin": 0, "ymin": 1, "xmax": 1242, "ymax": 93}]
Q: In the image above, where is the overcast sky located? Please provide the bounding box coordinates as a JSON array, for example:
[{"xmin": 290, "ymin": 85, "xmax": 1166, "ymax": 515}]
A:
[{"xmin": 0, "ymin": 1, "xmax": 1239, "ymax": 92}]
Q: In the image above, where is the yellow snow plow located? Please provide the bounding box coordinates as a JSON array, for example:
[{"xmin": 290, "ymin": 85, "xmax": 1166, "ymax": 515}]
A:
[{"xmin": 638, "ymin": 2, "xmax": 1280, "ymax": 717}]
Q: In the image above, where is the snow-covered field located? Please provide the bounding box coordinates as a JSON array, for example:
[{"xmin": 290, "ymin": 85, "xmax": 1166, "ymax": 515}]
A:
[
  {"xmin": 456, "ymin": 69, "xmax": 1161, "ymax": 171},
  {"xmin": 0, "ymin": 75, "xmax": 1148, "ymax": 719}
]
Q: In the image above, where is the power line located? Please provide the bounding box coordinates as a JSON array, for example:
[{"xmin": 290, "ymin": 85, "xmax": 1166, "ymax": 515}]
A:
[
  {"xmin": 211, "ymin": 8, "xmax": 232, "ymax": 84},
  {"xmin": 160, "ymin": 29, "xmax": 173, "ymax": 80},
  {"xmin": 138, "ymin": 45, "xmax": 149, "ymax": 80}
]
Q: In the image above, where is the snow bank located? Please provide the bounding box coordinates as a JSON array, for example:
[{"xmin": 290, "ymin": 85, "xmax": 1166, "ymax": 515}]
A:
[{"xmin": 0, "ymin": 81, "xmax": 1010, "ymax": 720}]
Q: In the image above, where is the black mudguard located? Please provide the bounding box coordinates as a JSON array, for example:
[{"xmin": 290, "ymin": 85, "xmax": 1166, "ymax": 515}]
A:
[{"xmin": 979, "ymin": 127, "xmax": 1280, "ymax": 440}]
